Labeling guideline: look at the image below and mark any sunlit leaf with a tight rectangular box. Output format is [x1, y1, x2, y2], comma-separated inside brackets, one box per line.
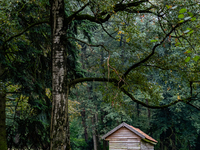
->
[191, 17, 196, 21]
[178, 14, 184, 18]
[188, 30, 194, 34]
[179, 8, 187, 13]
[179, 20, 184, 23]
[187, 12, 193, 16]
[193, 56, 200, 62]
[150, 39, 158, 42]
[185, 57, 191, 62]
[185, 50, 191, 53]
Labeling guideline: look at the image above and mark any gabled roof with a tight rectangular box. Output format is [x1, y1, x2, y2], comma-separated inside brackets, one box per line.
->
[102, 122, 157, 144]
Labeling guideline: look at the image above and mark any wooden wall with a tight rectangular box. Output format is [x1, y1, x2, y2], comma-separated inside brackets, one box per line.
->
[141, 140, 154, 150]
[105, 127, 155, 150]
[106, 127, 141, 150]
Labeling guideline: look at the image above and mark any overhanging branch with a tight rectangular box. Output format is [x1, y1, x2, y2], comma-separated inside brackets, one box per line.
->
[73, 0, 152, 24]
[67, 36, 109, 52]
[123, 18, 190, 79]
[120, 87, 187, 109]
[68, 77, 118, 87]
[67, 2, 90, 24]
[68, 77, 192, 109]
[4, 20, 49, 44]
[187, 102, 200, 111]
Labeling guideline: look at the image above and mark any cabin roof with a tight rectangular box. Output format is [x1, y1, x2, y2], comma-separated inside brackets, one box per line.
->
[102, 122, 157, 144]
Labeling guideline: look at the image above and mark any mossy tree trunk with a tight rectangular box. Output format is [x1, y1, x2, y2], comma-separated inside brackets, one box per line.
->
[0, 82, 7, 150]
[50, 0, 70, 149]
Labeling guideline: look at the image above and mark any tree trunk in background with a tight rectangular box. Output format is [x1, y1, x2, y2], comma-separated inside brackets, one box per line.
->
[92, 115, 98, 150]
[136, 103, 140, 118]
[195, 134, 200, 150]
[50, 0, 70, 149]
[103, 140, 108, 150]
[146, 99, 151, 125]
[0, 82, 7, 150]
[81, 108, 88, 142]
[80, 47, 88, 143]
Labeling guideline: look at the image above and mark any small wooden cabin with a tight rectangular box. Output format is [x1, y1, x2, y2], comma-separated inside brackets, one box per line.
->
[102, 122, 157, 150]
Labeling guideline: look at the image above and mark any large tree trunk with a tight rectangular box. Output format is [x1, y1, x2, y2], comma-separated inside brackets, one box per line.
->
[0, 82, 7, 150]
[50, 0, 70, 149]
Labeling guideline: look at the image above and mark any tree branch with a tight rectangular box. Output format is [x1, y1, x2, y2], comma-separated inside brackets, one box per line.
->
[122, 19, 189, 79]
[68, 77, 118, 87]
[143, 64, 200, 73]
[120, 87, 188, 109]
[4, 20, 49, 44]
[67, 36, 108, 52]
[100, 23, 118, 41]
[187, 102, 200, 111]
[66, 2, 90, 24]
[74, 0, 151, 24]
[100, 0, 149, 16]
[68, 77, 193, 109]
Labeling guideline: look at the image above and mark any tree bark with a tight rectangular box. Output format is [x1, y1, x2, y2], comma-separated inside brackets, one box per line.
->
[50, 0, 70, 149]
[0, 82, 7, 150]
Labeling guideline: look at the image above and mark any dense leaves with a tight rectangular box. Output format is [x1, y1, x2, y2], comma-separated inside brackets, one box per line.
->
[0, 0, 200, 149]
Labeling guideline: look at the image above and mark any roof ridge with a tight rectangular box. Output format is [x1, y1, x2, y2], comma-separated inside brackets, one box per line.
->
[102, 122, 157, 144]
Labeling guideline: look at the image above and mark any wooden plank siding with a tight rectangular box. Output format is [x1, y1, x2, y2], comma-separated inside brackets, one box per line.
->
[103, 123, 156, 150]
[141, 140, 154, 150]
[106, 127, 141, 150]
[106, 127, 141, 141]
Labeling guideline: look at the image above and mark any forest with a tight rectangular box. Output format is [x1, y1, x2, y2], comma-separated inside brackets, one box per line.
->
[0, 0, 200, 150]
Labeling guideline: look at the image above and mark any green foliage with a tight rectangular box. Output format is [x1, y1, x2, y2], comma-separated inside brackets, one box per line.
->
[1, 0, 200, 149]
[70, 119, 90, 150]
[179, 8, 187, 14]
[178, 14, 184, 19]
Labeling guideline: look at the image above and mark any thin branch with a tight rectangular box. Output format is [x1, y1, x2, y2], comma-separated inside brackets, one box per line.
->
[101, 23, 132, 46]
[68, 77, 118, 87]
[190, 81, 193, 96]
[68, 77, 192, 109]
[67, 2, 90, 23]
[123, 18, 190, 79]
[100, 0, 149, 16]
[101, 23, 118, 40]
[187, 102, 200, 111]
[120, 87, 188, 109]
[67, 36, 109, 52]
[67, 36, 124, 81]
[174, 30, 184, 47]
[158, 14, 167, 34]
[143, 64, 200, 73]
[181, 36, 196, 53]
[124, 7, 153, 14]
[74, 0, 151, 24]
[4, 20, 49, 44]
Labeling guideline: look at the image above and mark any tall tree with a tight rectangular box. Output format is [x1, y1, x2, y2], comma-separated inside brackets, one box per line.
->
[49, 0, 200, 149]
[1, 0, 200, 149]
[50, 0, 70, 149]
